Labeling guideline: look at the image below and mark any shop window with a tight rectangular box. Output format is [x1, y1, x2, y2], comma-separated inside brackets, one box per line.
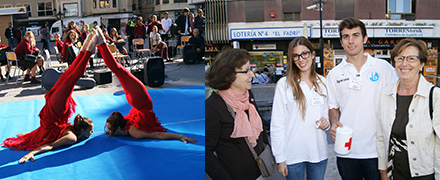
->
[16, 3, 31, 17]
[64, 3, 78, 17]
[37, 2, 53, 17]
[386, 0, 415, 19]
[1, 4, 13, 8]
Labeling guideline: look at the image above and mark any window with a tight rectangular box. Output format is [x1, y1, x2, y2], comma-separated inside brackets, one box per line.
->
[0, 4, 13, 8]
[63, 3, 78, 17]
[99, 0, 110, 8]
[387, 0, 415, 19]
[93, 0, 97, 9]
[293, 12, 301, 21]
[174, 0, 187, 3]
[245, 1, 264, 22]
[156, 0, 160, 5]
[163, 0, 169, 4]
[283, 13, 293, 21]
[17, 3, 31, 17]
[38, 2, 53, 17]
[112, 0, 116, 8]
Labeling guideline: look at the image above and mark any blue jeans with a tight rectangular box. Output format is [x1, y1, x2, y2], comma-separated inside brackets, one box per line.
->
[286, 159, 328, 180]
[336, 157, 380, 180]
[8, 38, 14, 48]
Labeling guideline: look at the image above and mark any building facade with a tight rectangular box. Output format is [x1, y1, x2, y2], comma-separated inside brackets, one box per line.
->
[207, 0, 440, 84]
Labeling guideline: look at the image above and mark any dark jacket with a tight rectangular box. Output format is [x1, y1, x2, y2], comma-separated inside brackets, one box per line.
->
[206, 90, 269, 180]
[4, 27, 15, 39]
[194, 15, 205, 33]
[176, 15, 189, 34]
[189, 35, 205, 51]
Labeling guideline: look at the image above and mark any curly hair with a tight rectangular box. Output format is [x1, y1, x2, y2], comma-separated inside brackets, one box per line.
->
[205, 49, 250, 90]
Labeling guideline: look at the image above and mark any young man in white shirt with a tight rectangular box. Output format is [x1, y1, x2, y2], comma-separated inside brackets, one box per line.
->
[327, 17, 398, 180]
[160, 12, 172, 42]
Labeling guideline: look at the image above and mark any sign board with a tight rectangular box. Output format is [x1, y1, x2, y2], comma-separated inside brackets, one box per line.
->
[374, 28, 433, 37]
[424, 47, 438, 85]
[252, 43, 276, 50]
[230, 27, 311, 40]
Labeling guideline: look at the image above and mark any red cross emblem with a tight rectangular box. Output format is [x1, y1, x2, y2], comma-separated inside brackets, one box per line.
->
[345, 137, 352, 150]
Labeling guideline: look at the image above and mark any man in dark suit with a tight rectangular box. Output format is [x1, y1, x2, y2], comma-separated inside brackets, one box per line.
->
[4, 22, 16, 48]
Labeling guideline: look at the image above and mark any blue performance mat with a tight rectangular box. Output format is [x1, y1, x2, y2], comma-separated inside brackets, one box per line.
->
[0, 85, 205, 180]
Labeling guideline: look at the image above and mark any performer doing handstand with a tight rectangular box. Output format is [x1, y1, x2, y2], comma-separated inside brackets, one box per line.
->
[2, 31, 98, 164]
[94, 27, 196, 143]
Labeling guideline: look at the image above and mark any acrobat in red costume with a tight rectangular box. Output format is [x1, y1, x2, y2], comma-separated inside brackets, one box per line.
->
[95, 28, 196, 143]
[2, 33, 96, 163]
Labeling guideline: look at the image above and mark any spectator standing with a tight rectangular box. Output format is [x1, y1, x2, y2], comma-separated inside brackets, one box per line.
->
[40, 22, 50, 52]
[4, 22, 16, 48]
[327, 17, 398, 179]
[126, 17, 135, 52]
[134, 16, 146, 47]
[176, 8, 191, 36]
[0, 36, 11, 81]
[189, 13, 195, 34]
[160, 12, 172, 41]
[194, 9, 205, 35]
[147, 15, 163, 35]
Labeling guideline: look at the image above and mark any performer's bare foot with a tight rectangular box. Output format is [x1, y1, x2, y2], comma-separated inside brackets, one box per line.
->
[16, 132, 30, 137]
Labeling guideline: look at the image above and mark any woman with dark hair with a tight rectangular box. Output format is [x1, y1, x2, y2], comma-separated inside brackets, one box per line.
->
[2, 30, 97, 164]
[377, 38, 440, 179]
[205, 48, 270, 179]
[271, 37, 329, 180]
[62, 30, 80, 65]
[91, 27, 195, 143]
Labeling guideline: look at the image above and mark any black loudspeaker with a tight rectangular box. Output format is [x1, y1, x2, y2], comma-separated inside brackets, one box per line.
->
[183, 45, 197, 64]
[131, 68, 145, 84]
[93, 70, 112, 85]
[144, 57, 164, 87]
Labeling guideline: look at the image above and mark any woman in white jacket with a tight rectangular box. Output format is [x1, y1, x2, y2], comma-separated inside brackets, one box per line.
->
[270, 36, 329, 180]
[377, 38, 440, 179]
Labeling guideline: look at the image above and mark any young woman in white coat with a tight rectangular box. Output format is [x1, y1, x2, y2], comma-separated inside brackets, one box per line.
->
[270, 36, 329, 180]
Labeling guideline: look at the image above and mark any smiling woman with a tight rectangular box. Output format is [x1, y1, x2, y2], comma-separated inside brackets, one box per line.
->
[205, 49, 271, 179]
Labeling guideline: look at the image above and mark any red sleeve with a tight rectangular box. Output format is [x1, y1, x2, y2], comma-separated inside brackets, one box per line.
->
[14, 40, 32, 60]
[75, 29, 82, 37]
[117, 36, 123, 40]
[0, 44, 11, 50]
[106, 36, 115, 43]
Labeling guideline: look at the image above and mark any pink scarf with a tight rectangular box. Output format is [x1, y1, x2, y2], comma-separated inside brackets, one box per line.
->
[218, 89, 263, 147]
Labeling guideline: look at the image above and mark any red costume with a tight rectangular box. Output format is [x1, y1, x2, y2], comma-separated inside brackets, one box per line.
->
[81, 31, 89, 42]
[55, 40, 64, 55]
[14, 39, 38, 60]
[3, 48, 93, 150]
[134, 22, 146, 38]
[97, 43, 166, 133]
[0, 43, 11, 50]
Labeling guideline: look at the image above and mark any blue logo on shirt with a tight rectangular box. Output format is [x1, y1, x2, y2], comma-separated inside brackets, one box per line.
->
[369, 71, 379, 82]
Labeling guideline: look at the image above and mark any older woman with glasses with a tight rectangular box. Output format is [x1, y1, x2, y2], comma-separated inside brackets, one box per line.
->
[205, 49, 270, 180]
[377, 38, 440, 179]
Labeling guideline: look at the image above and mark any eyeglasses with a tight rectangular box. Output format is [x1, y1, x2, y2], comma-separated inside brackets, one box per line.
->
[236, 69, 252, 74]
[394, 55, 419, 63]
[292, 51, 311, 61]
